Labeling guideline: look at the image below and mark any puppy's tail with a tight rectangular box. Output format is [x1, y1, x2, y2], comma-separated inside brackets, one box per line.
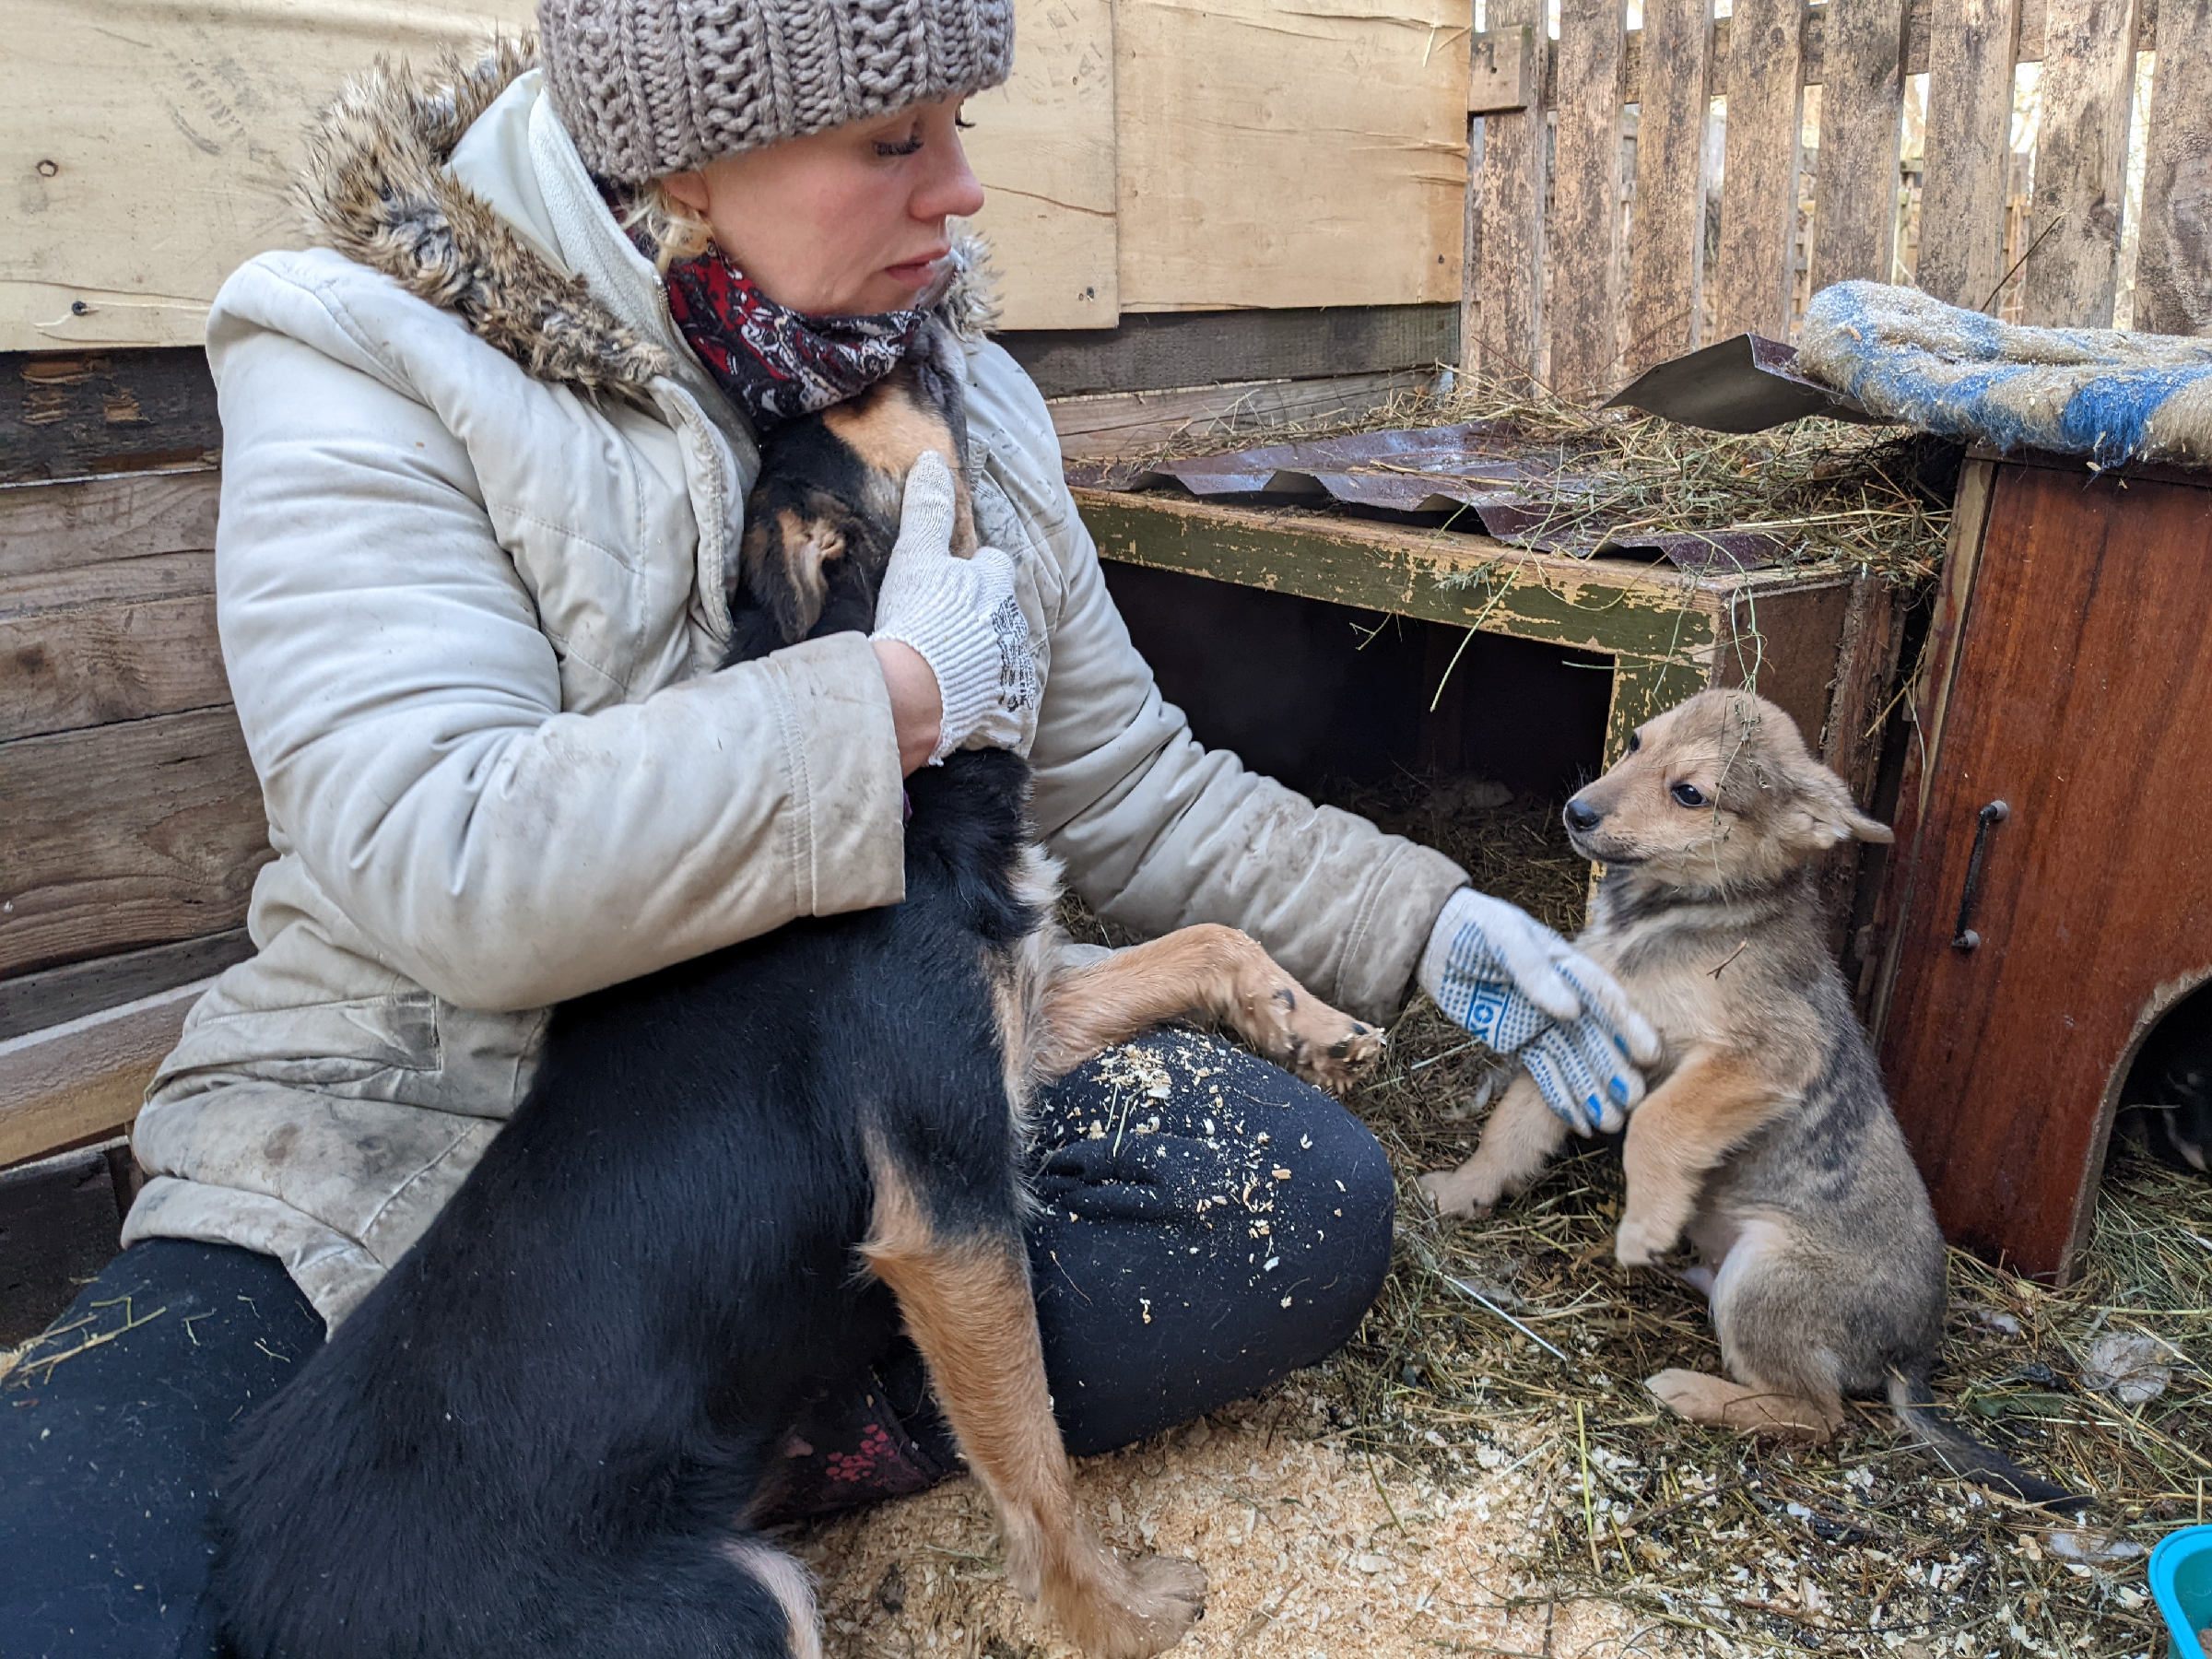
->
[1886, 1372, 2088, 1512]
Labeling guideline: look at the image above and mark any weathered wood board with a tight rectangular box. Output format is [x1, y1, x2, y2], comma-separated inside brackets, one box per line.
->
[955, 0, 1122, 328]
[1072, 489, 1858, 766]
[1112, 0, 1468, 312]
[2, 0, 1122, 347]
[0, 982, 215, 1171]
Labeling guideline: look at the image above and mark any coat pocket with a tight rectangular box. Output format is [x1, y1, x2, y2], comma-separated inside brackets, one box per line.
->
[160, 992, 445, 1096]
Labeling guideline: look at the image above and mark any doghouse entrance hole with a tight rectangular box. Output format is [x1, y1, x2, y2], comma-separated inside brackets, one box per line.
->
[2111, 973, 2212, 1176]
[1100, 563, 1612, 800]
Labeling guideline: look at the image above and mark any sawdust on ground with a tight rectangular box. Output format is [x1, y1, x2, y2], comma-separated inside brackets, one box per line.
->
[793, 1387, 1682, 1658]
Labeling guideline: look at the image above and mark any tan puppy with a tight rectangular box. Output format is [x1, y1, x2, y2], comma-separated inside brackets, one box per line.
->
[1419, 689, 2079, 1507]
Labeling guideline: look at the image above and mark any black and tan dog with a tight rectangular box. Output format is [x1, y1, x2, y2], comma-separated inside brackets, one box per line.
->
[1418, 689, 2080, 1509]
[210, 322, 1384, 1659]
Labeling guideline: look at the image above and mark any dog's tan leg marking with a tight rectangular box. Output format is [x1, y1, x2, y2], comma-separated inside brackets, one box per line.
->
[862, 1157, 1205, 1658]
[1030, 924, 1382, 1095]
[1615, 1048, 1788, 1266]
[1645, 1369, 1845, 1441]
[1417, 1073, 1568, 1218]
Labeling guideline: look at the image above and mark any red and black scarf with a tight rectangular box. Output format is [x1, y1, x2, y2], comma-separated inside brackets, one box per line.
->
[601, 181, 925, 433]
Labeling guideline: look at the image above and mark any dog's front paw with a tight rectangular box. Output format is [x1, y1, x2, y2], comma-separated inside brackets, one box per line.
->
[1060, 1552, 1206, 1658]
[1417, 1166, 1500, 1218]
[1253, 985, 1382, 1097]
[1614, 1210, 1683, 1267]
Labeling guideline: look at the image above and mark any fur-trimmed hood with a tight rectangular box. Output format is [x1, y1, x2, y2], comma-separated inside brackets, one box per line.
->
[295, 42, 997, 402]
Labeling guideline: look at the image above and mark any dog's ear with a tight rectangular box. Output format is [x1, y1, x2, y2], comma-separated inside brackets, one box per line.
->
[1782, 768, 1895, 851]
[737, 503, 847, 645]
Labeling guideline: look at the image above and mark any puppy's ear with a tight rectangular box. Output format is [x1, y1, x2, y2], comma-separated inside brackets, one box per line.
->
[738, 504, 847, 644]
[1782, 768, 1895, 851]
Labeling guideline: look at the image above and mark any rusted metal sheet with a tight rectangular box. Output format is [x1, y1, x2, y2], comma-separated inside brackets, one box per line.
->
[1066, 423, 1789, 573]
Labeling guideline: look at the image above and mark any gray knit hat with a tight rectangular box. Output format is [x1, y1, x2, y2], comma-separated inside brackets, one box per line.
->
[538, 0, 1015, 182]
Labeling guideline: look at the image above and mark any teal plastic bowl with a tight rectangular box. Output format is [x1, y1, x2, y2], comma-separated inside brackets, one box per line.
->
[2153, 1524, 2212, 1659]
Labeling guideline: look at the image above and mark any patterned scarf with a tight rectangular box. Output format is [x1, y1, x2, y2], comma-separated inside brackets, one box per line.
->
[600, 181, 925, 433]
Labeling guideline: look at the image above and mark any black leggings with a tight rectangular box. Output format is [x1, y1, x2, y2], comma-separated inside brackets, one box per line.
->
[0, 1030, 1393, 1659]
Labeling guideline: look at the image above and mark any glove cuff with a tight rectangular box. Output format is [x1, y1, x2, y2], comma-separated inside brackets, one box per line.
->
[1416, 886, 1480, 1006]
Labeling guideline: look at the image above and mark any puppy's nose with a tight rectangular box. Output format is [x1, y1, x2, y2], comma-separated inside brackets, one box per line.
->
[1564, 799, 1604, 833]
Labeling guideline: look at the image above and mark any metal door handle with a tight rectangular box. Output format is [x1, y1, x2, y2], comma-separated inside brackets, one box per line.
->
[1950, 800, 2010, 951]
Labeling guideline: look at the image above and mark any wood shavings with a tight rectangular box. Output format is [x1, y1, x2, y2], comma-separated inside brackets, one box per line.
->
[790, 1395, 1670, 1657]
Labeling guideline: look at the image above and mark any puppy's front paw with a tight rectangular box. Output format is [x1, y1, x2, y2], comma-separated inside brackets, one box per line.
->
[1614, 1210, 1682, 1267]
[1416, 1166, 1499, 1218]
[1061, 1553, 1206, 1658]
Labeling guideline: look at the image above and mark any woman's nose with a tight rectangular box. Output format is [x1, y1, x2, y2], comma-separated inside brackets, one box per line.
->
[919, 138, 986, 222]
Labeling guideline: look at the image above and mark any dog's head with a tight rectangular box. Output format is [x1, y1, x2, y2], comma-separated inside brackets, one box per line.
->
[724, 319, 975, 665]
[1563, 688, 1892, 889]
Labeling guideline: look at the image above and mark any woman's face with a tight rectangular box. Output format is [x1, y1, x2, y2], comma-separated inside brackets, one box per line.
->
[659, 96, 986, 318]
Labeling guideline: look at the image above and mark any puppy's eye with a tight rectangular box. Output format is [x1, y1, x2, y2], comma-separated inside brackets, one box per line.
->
[1627, 732, 1641, 753]
[1670, 782, 1708, 807]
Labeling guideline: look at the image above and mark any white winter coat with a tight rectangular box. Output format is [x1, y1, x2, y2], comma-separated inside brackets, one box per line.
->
[124, 49, 1467, 1324]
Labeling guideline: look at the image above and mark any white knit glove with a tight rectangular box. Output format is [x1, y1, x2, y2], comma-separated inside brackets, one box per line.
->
[870, 453, 1041, 763]
[1418, 888, 1662, 1135]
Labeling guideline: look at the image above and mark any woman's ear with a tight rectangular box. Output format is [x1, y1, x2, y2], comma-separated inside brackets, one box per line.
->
[659, 171, 712, 215]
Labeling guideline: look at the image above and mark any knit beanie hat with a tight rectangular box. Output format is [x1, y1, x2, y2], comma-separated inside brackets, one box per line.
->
[538, 0, 1015, 183]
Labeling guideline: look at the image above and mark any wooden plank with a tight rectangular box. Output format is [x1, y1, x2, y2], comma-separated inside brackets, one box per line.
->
[1044, 371, 1428, 462]
[1002, 305, 1459, 399]
[1073, 489, 1733, 664]
[0, 980, 212, 1170]
[0, 1143, 125, 1345]
[1711, 0, 1809, 342]
[3, 351, 221, 487]
[0, 930, 253, 1044]
[5, 0, 1117, 348]
[1469, 0, 1547, 384]
[1811, 0, 1912, 290]
[1112, 0, 1467, 312]
[1875, 462, 2212, 1281]
[2133, 0, 2212, 336]
[1624, 0, 1716, 374]
[0, 709, 271, 980]
[3, 2, 535, 354]
[2019, 0, 2141, 327]
[957, 0, 1121, 329]
[0, 468, 219, 581]
[1469, 23, 1539, 113]
[0, 573, 225, 742]
[1914, 0, 2024, 310]
[1546, 0, 1630, 400]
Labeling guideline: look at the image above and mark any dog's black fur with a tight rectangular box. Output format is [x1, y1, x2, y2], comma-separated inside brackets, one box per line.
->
[211, 327, 1044, 1659]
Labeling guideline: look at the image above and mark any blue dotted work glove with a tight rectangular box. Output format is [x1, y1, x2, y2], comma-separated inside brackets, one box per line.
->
[1418, 888, 1662, 1135]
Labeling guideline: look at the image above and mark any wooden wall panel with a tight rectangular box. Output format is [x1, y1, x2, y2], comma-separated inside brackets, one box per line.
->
[0, 708, 271, 981]
[1810, 0, 1911, 291]
[1547, 1, 1629, 399]
[1624, 0, 1715, 373]
[1112, 0, 1468, 313]
[2134, 0, 2212, 335]
[1710, 0, 1807, 342]
[1914, 0, 2025, 311]
[1471, 4, 1550, 383]
[952, 0, 1122, 329]
[3, 0, 535, 354]
[2019, 0, 2140, 327]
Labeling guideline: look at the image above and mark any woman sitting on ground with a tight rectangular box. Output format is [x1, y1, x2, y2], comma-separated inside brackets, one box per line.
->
[0, 3, 1653, 1652]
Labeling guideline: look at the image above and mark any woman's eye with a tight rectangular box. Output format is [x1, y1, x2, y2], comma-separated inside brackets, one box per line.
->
[875, 127, 925, 157]
[1670, 782, 1707, 808]
[955, 114, 975, 130]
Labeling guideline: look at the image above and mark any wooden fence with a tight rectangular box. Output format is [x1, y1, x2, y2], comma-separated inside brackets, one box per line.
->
[1466, 0, 2212, 398]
